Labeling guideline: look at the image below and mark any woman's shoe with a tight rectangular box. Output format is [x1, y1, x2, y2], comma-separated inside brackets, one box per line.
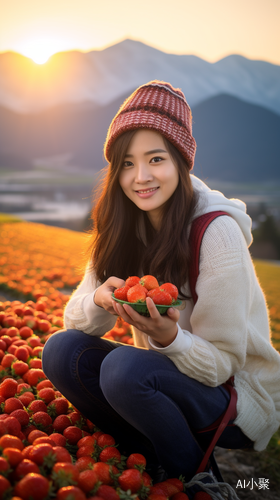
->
[146, 464, 168, 484]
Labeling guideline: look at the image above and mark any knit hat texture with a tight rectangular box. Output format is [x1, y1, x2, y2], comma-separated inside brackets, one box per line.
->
[104, 80, 196, 170]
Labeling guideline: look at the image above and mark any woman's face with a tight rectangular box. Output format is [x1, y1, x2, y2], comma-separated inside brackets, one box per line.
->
[118, 129, 179, 230]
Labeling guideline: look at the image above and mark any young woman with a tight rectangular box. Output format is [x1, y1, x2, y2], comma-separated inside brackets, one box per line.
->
[42, 81, 280, 491]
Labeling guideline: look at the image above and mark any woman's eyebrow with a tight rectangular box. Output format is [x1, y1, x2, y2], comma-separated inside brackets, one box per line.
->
[124, 149, 167, 158]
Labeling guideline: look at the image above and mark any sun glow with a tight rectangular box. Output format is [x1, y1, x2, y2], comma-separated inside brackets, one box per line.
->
[20, 38, 65, 64]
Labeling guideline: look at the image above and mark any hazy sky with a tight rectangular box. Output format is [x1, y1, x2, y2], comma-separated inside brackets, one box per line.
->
[0, 0, 279, 65]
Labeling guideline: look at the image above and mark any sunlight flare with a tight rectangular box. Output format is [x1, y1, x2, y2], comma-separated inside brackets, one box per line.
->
[20, 38, 64, 64]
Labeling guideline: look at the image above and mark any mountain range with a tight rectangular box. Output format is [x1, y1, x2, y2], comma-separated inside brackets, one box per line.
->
[0, 39, 280, 182]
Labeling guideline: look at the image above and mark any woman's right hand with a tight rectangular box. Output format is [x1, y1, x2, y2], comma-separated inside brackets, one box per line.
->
[94, 276, 126, 315]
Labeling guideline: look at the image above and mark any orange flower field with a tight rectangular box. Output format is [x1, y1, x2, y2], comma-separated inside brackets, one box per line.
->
[0, 218, 279, 499]
[0, 220, 279, 351]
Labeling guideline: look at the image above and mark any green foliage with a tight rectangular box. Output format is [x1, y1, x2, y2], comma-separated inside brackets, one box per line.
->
[257, 429, 280, 484]
[253, 213, 280, 258]
[0, 213, 23, 223]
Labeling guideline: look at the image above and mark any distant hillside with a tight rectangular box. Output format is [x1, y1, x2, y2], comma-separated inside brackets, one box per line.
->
[0, 94, 128, 171]
[192, 94, 280, 182]
[0, 93, 279, 182]
[0, 39, 280, 115]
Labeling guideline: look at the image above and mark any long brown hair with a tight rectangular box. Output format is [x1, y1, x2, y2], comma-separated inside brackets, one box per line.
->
[88, 130, 198, 298]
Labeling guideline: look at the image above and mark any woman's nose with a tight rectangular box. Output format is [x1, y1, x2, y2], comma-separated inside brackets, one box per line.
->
[135, 163, 153, 183]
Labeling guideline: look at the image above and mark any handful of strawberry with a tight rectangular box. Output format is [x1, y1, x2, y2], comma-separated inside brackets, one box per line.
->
[113, 275, 180, 315]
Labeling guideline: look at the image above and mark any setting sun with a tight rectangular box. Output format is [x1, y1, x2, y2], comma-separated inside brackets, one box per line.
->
[20, 38, 64, 64]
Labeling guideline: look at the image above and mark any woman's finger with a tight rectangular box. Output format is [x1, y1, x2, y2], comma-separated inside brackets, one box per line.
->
[167, 307, 180, 322]
[122, 304, 147, 324]
[114, 302, 135, 324]
[146, 297, 161, 320]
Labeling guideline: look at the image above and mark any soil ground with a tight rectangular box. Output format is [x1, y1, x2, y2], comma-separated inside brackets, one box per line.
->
[214, 447, 280, 499]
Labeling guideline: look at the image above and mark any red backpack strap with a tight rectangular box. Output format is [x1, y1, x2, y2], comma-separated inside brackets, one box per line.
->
[188, 211, 238, 475]
[188, 211, 230, 304]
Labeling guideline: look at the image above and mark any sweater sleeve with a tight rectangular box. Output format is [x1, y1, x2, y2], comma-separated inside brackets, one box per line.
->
[150, 216, 251, 387]
[63, 266, 116, 336]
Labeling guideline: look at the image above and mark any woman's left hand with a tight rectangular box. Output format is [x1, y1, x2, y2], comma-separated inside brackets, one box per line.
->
[112, 296, 180, 347]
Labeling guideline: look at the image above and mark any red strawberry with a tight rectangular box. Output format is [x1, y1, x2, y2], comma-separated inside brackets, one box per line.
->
[172, 493, 190, 500]
[78, 435, 96, 448]
[147, 494, 168, 500]
[47, 397, 69, 417]
[14, 472, 50, 500]
[118, 468, 143, 493]
[125, 276, 140, 287]
[76, 444, 95, 459]
[56, 485, 86, 500]
[152, 481, 180, 497]
[17, 382, 32, 394]
[53, 414, 71, 433]
[31, 411, 53, 431]
[166, 478, 184, 491]
[26, 368, 47, 386]
[0, 416, 21, 437]
[33, 436, 56, 446]
[12, 360, 29, 376]
[49, 433, 67, 447]
[19, 325, 33, 338]
[14, 345, 30, 362]
[127, 285, 147, 303]
[0, 377, 18, 398]
[53, 446, 72, 463]
[75, 456, 96, 472]
[0, 433, 24, 450]
[18, 391, 35, 407]
[114, 286, 131, 301]
[2, 397, 24, 414]
[0, 456, 10, 475]
[10, 409, 30, 427]
[2, 354, 17, 369]
[52, 462, 80, 487]
[140, 275, 159, 290]
[126, 453, 146, 470]
[142, 470, 152, 486]
[97, 484, 120, 500]
[27, 429, 48, 444]
[160, 283, 178, 301]
[0, 476, 11, 499]
[29, 443, 54, 465]
[3, 447, 24, 467]
[99, 446, 121, 464]
[96, 434, 116, 447]
[78, 469, 99, 493]
[147, 289, 173, 305]
[37, 387, 56, 404]
[36, 380, 54, 390]
[29, 358, 42, 369]
[29, 399, 48, 414]
[63, 425, 83, 445]
[93, 462, 118, 485]
[14, 458, 41, 480]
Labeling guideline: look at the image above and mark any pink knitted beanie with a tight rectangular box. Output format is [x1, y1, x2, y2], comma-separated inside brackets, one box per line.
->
[104, 80, 196, 170]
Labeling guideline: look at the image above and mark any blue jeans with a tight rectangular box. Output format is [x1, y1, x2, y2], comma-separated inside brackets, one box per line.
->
[42, 329, 252, 480]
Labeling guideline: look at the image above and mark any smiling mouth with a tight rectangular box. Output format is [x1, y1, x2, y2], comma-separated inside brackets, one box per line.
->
[135, 187, 159, 193]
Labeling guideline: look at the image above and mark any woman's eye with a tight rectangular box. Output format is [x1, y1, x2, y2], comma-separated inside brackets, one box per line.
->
[123, 161, 133, 168]
[151, 156, 163, 163]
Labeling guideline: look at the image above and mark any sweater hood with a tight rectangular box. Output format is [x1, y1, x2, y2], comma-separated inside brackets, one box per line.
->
[191, 175, 253, 247]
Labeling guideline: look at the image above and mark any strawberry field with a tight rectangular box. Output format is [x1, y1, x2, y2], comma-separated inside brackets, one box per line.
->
[0, 217, 279, 499]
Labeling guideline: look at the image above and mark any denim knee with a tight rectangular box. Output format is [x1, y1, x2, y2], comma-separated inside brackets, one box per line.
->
[42, 329, 106, 385]
[42, 329, 67, 380]
[100, 345, 144, 404]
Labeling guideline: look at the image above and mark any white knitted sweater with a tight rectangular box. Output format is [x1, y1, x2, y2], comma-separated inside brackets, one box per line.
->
[64, 175, 280, 451]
